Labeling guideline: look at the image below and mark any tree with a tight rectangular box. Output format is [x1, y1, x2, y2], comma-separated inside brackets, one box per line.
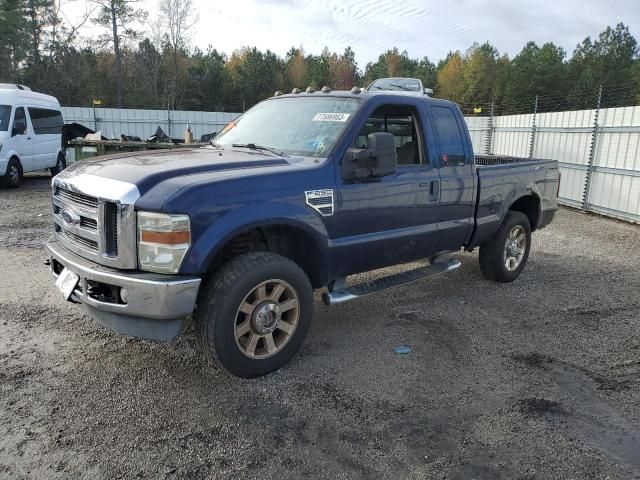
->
[0, 0, 30, 79]
[285, 47, 308, 89]
[568, 23, 639, 107]
[436, 51, 465, 103]
[506, 41, 566, 110]
[93, 0, 146, 106]
[158, 0, 198, 107]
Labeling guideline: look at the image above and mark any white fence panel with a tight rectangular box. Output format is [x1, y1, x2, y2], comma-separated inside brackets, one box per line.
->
[492, 113, 532, 157]
[535, 109, 594, 207]
[61, 107, 241, 141]
[464, 116, 490, 153]
[464, 104, 640, 223]
[587, 106, 640, 222]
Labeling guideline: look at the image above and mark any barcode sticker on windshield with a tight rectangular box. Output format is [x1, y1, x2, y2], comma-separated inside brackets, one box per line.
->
[312, 113, 350, 122]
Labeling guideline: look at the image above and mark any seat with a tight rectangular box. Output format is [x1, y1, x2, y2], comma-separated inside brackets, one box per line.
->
[397, 141, 416, 165]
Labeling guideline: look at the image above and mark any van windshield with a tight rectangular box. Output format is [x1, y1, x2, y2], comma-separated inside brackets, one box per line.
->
[215, 97, 362, 157]
[0, 105, 11, 132]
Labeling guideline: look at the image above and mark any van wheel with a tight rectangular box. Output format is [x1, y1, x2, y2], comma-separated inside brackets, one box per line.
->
[195, 252, 313, 378]
[50, 154, 66, 177]
[479, 211, 531, 283]
[2, 158, 22, 188]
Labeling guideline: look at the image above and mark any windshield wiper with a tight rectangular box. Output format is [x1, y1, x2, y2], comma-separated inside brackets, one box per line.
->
[389, 83, 413, 91]
[209, 140, 224, 149]
[232, 143, 287, 157]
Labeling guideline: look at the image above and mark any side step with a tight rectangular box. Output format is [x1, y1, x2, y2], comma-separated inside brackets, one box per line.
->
[322, 258, 461, 306]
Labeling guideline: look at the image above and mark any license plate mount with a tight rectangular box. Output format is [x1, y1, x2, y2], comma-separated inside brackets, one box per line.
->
[55, 268, 80, 301]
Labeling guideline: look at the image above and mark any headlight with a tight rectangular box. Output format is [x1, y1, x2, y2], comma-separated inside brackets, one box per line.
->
[137, 212, 191, 274]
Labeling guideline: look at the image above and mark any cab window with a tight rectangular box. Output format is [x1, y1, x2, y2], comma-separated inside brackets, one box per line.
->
[431, 106, 466, 166]
[356, 105, 425, 165]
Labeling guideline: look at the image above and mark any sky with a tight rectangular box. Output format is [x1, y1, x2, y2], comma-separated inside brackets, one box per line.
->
[65, 0, 640, 68]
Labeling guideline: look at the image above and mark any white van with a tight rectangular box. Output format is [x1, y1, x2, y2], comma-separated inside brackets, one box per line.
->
[0, 84, 66, 188]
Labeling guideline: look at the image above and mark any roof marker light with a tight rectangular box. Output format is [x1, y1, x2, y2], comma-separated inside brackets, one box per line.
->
[306, 86, 316, 93]
[292, 88, 301, 94]
[321, 86, 331, 93]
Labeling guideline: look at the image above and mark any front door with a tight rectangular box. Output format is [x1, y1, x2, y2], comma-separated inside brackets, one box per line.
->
[10, 107, 34, 172]
[326, 101, 439, 277]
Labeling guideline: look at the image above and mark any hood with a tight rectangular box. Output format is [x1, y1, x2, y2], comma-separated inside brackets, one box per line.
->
[63, 146, 292, 194]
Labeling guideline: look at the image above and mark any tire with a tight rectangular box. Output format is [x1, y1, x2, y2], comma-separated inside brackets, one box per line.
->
[195, 252, 313, 378]
[479, 210, 531, 283]
[1, 157, 22, 188]
[50, 153, 66, 177]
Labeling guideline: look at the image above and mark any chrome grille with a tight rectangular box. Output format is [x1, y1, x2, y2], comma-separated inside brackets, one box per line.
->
[80, 217, 98, 230]
[52, 187, 121, 262]
[56, 187, 99, 209]
[56, 225, 99, 250]
[51, 174, 139, 269]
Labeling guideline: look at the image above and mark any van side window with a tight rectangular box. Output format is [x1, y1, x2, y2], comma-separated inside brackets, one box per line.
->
[356, 104, 425, 165]
[28, 108, 63, 135]
[431, 106, 466, 166]
[12, 107, 26, 136]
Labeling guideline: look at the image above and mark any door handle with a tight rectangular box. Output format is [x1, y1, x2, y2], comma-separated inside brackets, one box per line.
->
[428, 180, 440, 201]
[26, 137, 32, 140]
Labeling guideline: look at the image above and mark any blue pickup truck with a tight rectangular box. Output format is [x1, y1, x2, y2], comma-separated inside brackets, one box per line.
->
[46, 87, 559, 377]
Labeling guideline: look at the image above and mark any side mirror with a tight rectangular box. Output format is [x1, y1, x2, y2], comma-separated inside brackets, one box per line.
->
[12, 121, 26, 137]
[342, 132, 397, 181]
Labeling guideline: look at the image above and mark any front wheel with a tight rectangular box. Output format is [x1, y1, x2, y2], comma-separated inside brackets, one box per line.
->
[195, 252, 313, 378]
[479, 210, 531, 283]
[50, 153, 66, 177]
[1, 158, 22, 188]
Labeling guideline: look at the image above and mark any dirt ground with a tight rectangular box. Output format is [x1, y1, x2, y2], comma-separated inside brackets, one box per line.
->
[1, 174, 639, 480]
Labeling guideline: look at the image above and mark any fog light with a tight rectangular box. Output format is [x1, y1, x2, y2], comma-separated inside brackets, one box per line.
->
[119, 288, 128, 304]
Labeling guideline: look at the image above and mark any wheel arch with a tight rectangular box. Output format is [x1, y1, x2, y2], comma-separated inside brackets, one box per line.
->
[507, 191, 541, 231]
[188, 213, 330, 289]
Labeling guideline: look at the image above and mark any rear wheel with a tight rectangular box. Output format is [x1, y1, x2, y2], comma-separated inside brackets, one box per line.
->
[1, 158, 22, 188]
[50, 153, 66, 177]
[479, 210, 531, 283]
[195, 252, 313, 378]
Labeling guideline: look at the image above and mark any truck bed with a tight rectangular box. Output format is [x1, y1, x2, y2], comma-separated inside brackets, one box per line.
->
[475, 154, 553, 166]
[469, 155, 560, 247]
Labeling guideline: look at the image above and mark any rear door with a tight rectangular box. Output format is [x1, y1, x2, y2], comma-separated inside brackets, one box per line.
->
[28, 107, 63, 169]
[10, 107, 35, 171]
[428, 104, 476, 252]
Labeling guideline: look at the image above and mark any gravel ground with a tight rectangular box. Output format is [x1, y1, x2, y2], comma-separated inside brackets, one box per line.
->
[1, 174, 640, 480]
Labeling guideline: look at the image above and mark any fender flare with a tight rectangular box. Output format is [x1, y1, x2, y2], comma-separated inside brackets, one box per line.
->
[500, 184, 542, 228]
[181, 201, 330, 277]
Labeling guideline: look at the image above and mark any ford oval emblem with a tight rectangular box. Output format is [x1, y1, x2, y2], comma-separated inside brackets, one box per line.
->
[61, 208, 80, 226]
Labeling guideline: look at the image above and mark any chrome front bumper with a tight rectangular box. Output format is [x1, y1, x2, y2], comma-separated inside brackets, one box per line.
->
[46, 238, 201, 340]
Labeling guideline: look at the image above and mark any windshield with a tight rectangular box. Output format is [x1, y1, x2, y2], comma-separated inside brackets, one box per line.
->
[215, 97, 362, 157]
[368, 78, 421, 92]
[0, 105, 11, 132]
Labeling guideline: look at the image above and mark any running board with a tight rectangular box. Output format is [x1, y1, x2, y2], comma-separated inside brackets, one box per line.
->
[322, 258, 461, 306]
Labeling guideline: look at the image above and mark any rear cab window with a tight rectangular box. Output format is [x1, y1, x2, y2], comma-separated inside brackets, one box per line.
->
[28, 108, 63, 135]
[431, 106, 466, 166]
